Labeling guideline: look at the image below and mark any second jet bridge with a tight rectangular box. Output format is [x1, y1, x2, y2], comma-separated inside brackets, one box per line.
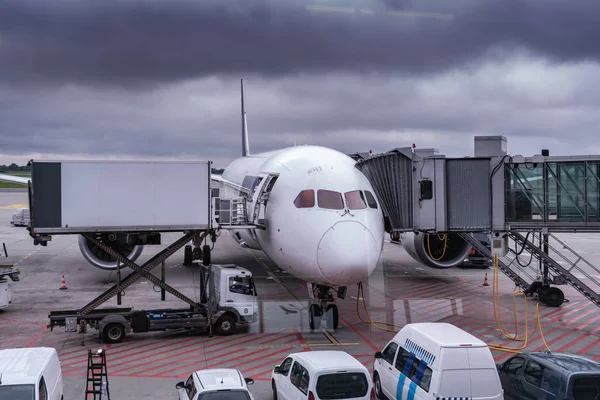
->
[354, 136, 600, 309]
[355, 146, 499, 233]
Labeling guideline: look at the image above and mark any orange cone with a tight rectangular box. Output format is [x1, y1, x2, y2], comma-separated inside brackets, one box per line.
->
[59, 275, 68, 290]
[483, 273, 490, 286]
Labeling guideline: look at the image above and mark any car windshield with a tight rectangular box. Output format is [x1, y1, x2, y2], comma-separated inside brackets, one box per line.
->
[198, 390, 252, 400]
[316, 372, 369, 399]
[572, 375, 600, 399]
[0, 384, 35, 400]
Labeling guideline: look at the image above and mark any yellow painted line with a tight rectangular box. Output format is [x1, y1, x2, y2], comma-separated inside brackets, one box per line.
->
[306, 329, 360, 346]
[322, 329, 340, 345]
[0, 204, 29, 209]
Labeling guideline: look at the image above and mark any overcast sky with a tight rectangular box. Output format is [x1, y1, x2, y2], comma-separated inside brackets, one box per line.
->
[1, 0, 599, 168]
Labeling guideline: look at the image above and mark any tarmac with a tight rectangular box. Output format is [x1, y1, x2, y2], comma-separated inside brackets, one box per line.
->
[1, 188, 600, 399]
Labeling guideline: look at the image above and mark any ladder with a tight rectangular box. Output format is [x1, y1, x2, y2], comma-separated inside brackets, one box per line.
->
[85, 349, 110, 400]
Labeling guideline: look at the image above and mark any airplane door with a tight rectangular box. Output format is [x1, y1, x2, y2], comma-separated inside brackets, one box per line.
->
[248, 173, 279, 225]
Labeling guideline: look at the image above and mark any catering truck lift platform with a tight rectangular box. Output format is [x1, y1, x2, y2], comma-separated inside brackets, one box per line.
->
[25, 159, 259, 344]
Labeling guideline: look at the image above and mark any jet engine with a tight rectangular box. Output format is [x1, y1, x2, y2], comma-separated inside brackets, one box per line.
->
[78, 233, 144, 271]
[400, 231, 471, 269]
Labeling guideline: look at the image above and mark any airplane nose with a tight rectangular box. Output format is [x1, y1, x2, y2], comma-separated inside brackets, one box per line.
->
[317, 221, 381, 286]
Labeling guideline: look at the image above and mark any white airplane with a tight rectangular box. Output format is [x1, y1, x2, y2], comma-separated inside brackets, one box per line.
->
[0, 80, 386, 329]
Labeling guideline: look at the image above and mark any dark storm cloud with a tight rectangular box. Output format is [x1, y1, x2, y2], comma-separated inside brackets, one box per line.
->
[0, 0, 599, 85]
[2, 58, 600, 169]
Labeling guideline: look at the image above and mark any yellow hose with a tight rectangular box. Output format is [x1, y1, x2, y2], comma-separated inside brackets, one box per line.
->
[354, 248, 551, 354]
[426, 233, 448, 261]
[488, 253, 551, 353]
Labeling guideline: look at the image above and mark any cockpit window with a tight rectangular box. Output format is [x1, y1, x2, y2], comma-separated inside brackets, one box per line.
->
[317, 190, 344, 210]
[345, 190, 367, 210]
[364, 190, 378, 209]
[294, 190, 315, 208]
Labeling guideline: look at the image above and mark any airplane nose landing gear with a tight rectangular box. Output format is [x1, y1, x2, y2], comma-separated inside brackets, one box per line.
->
[308, 284, 343, 330]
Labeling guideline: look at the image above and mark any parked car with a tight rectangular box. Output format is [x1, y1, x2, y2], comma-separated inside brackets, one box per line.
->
[373, 322, 503, 400]
[175, 368, 254, 400]
[497, 352, 600, 399]
[271, 350, 374, 400]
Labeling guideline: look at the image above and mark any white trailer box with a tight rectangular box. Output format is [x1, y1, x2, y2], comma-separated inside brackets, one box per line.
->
[29, 160, 212, 234]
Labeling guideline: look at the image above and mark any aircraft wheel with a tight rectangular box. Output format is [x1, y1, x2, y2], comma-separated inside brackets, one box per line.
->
[326, 304, 339, 329]
[202, 244, 211, 266]
[184, 245, 193, 265]
[309, 304, 322, 330]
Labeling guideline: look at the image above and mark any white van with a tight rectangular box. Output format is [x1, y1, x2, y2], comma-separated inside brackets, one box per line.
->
[271, 350, 374, 400]
[0, 347, 63, 400]
[373, 323, 503, 400]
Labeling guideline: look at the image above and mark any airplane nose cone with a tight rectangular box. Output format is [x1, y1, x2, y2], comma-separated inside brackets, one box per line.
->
[317, 221, 381, 286]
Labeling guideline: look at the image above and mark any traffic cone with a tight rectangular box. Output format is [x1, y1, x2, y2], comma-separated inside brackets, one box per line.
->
[483, 273, 490, 287]
[59, 275, 68, 290]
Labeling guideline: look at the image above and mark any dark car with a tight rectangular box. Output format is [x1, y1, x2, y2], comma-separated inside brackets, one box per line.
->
[497, 352, 600, 399]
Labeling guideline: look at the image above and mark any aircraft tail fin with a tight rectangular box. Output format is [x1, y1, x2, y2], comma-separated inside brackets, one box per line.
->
[241, 79, 250, 157]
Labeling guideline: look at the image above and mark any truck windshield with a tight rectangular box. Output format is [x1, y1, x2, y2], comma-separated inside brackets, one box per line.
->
[229, 276, 255, 296]
[198, 390, 251, 400]
[0, 384, 35, 400]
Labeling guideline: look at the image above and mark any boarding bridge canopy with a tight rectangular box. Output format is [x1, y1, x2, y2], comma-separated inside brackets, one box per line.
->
[505, 158, 600, 230]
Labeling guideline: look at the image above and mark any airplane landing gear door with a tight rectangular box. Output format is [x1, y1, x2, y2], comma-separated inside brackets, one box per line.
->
[248, 173, 279, 226]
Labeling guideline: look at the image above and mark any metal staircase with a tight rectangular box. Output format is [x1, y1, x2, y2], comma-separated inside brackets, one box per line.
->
[509, 231, 600, 307]
[459, 231, 600, 308]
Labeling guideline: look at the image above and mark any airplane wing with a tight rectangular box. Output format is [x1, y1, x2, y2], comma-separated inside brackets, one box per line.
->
[0, 173, 29, 185]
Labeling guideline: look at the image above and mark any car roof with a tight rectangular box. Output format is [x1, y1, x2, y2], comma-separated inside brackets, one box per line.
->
[0, 347, 55, 385]
[291, 351, 367, 371]
[194, 368, 248, 391]
[400, 323, 488, 347]
[528, 352, 600, 373]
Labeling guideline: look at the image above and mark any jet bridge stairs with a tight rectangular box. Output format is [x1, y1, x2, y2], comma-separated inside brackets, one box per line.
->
[459, 232, 600, 308]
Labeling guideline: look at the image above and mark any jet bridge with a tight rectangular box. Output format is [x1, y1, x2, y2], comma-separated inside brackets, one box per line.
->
[354, 136, 600, 308]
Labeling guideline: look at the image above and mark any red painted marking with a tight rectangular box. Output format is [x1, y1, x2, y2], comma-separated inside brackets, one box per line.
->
[148, 332, 289, 377]
[238, 347, 300, 377]
[554, 331, 591, 353]
[109, 332, 278, 375]
[338, 315, 381, 353]
[106, 334, 244, 373]
[27, 325, 48, 348]
[578, 336, 600, 354]
[295, 331, 308, 348]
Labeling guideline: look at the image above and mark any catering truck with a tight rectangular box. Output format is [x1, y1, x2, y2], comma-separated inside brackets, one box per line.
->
[48, 264, 258, 343]
[0, 265, 20, 310]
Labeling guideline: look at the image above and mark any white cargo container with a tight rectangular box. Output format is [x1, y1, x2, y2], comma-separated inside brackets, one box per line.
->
[28, 160, 212, 234]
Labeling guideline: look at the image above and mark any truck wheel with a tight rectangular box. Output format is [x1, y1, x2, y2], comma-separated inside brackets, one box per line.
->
[184, 245, 193, 265]
[214, 314, 236, 336]
[202, 244, 211, 266]
[103, 323, 126, 343]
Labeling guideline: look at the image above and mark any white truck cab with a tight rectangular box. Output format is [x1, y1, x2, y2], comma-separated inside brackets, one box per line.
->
[373, 322, 503, 400]
[0, 265, 19, 311]
[211, 264, 258, 325]
[176, 368, 255, 400]
[0, 347, 64, 400]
